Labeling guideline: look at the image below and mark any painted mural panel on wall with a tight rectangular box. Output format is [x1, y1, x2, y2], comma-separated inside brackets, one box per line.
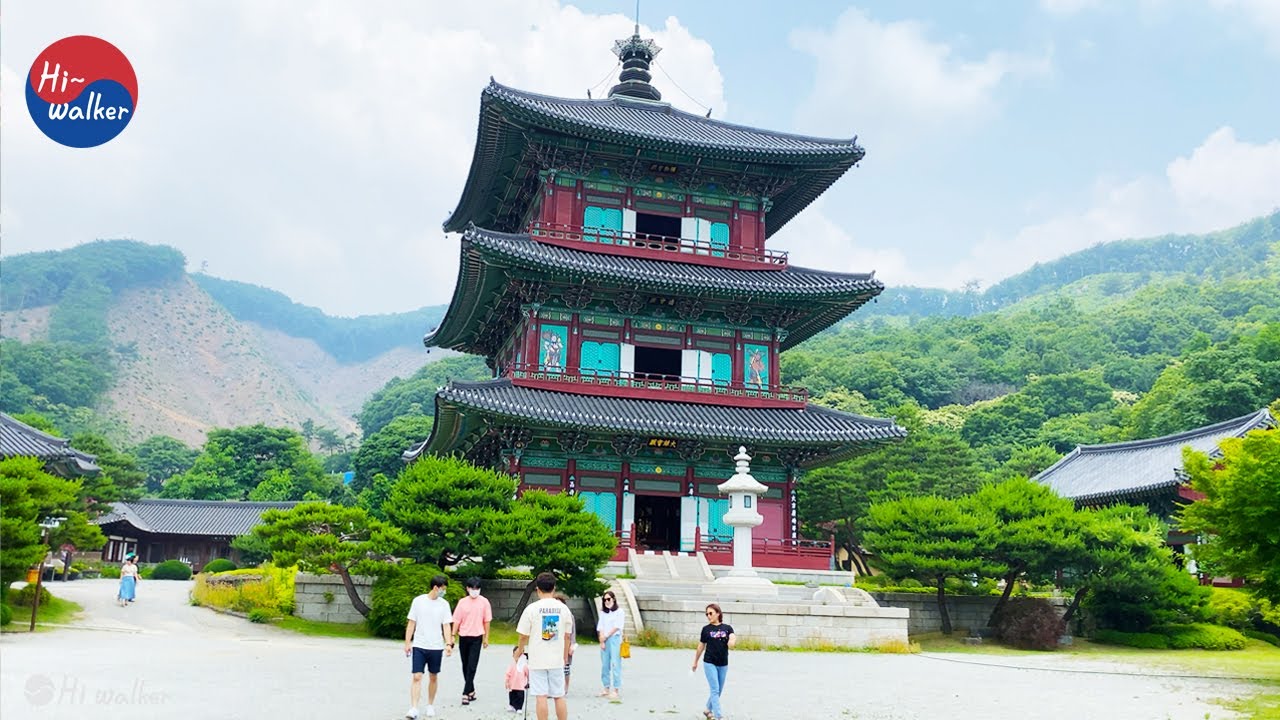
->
[539, 324, 568, 371]
[744, 343, 770, 388]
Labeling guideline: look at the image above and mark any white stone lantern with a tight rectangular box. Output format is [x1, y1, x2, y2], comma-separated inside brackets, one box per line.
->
[710, 447, 777, 595]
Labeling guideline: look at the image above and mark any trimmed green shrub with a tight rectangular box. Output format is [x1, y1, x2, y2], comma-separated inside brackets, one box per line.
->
[139, 565, 155, 579]
[247, 608, 272, 623]
[993, 597, 1065, 651]
[1091, 629, 1170, 649]
[1208, 587, 1254, 629]
[1156, 623, 1247, 650]
[368, 564, 463, 639]
[10, 584, 52, 607]
[1, 604, 12, 626]
[1243, 629, 1280, 647]
[150, 560, 193, 580]
[202, 559, 237, 574]
[100, 565, 121, 579]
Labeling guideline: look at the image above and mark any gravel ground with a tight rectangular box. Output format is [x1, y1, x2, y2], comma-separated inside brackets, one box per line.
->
[0, 579, 1265, 720]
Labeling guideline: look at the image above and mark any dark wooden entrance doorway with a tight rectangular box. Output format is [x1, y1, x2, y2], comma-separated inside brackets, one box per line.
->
[634, 494, 681, 551]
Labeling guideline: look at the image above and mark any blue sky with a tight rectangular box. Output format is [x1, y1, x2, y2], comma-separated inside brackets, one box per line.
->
[2, 1, 1277, 316]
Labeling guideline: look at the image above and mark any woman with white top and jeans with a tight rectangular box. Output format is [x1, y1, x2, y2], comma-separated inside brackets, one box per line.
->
[596, 590, 625, 700]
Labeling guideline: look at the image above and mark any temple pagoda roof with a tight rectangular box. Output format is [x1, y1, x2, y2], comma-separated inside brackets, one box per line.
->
[404, 378, 906, 468]
[1035, 408, 1275, 505]
[0, 412, 100, 476]
[425, 226, 882, 355]
[444, 80, 865, 237]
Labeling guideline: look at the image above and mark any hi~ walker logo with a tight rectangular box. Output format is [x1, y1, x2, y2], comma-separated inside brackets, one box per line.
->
[26, 36, 138, 148]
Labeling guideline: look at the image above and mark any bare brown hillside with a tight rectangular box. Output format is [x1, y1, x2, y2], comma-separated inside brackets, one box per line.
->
[2, 278, 436, 446]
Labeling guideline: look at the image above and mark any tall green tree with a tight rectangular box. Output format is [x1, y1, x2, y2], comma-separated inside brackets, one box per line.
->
[477, 490, 617, 608]
[253, 502, 409, 617]
[383, 456, 516, 567]
[1180, 428, 1280, 602]
[132, 435, 198, 494]
[162, 425, 327, 500]
[796, 419, 987, 575]
[971, 477, 1083, 625]
[0, 457, 105, 599]
[70, 433, 145, 509]
[357, 356, 489, 437]
[352, 415, 434, 492]
[1059, 505, 1209, 630]
[861, 494, 998, 634]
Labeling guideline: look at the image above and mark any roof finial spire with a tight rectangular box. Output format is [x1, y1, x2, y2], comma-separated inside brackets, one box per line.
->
[609, 6, 662, 102]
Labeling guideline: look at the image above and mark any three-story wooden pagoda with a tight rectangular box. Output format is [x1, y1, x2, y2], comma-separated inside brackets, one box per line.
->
[407, 29, 905, 567]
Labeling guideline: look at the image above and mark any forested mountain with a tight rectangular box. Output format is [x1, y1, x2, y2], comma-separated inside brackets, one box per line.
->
[191, 274, 446, 363]
[863, 211, 1279, 317]
[0, 240, 446, 446]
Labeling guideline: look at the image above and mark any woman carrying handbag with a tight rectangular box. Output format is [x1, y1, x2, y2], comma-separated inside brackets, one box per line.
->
[596, 590, 626, 700]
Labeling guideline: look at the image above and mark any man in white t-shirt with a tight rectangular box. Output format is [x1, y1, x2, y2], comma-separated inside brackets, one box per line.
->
[516, 572, 573, 720]
[403, 575, 454, 719]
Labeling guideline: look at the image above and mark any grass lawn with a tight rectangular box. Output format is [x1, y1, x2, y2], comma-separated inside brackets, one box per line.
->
[1, 594, 84, 633]
[268, 616, 524, 646]
[916, 632, 1280, 680]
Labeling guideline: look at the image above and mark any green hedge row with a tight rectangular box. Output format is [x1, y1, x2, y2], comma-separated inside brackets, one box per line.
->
[1092, 623, 1247, 650]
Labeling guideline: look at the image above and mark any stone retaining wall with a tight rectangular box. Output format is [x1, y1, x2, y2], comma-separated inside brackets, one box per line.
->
[294, 573, 374, 624]
[293, 575, 594, 629]
[640, 598, 908, 649]
[870, 592, 1068, 635]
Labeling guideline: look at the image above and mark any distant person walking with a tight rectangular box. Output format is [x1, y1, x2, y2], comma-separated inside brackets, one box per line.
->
[452, 577, 492, 706]
[691, 603, 735, 720]
[596, 589, 625, 699]
[117, 554, 139, 607]
[515, 572, 573, 720]
[403, 575, 454, 719]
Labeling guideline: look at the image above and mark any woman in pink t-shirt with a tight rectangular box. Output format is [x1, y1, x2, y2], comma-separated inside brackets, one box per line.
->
[451, 577, 493, 706]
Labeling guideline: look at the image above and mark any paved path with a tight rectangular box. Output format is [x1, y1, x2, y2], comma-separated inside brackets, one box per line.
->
[0, 579, 1266, 719]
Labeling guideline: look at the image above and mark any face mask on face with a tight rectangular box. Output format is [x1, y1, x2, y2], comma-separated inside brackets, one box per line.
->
[468, 589, 480, 598]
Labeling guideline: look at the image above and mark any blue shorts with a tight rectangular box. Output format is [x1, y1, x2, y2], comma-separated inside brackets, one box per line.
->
[411, 648, 443, 675]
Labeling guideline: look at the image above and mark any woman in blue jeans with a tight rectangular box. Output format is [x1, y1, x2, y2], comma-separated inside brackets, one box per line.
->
[691, 603, 736, 720]
[596, 590, 625, 699]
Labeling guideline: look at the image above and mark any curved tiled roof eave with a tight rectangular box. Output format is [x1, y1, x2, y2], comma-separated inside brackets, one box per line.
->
[414, 379, 905, 457]
[485, 81, 864, 159]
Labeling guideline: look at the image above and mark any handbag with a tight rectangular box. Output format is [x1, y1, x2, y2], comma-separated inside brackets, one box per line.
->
[620, 635, 631, 659]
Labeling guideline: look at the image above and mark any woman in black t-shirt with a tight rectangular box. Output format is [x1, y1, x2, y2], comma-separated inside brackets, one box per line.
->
[691, 603, 736, 720]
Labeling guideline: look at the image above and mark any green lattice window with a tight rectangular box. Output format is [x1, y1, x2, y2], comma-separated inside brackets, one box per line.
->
[704, 498, 732, 541]
[709, 222, 729, 257]
[579, 491, 617, 531]
[583, 206, 623, 244]
[710, 353, 731, 386]
[580, 341, 620, 377]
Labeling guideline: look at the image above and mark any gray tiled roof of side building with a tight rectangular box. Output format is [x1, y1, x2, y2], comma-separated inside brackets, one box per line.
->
[94, 499, 301, 536]
[1034, 408, 1275, 503]
[486, 81, 863, 157]
[0, 412, 99, 473]
[404, 378, 906, 461]
[465, 227, 883, 297]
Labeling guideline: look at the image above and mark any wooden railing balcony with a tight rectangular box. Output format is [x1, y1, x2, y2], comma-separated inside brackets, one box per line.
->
[527, 221, 788, 269]
[505, 363, 809, 404]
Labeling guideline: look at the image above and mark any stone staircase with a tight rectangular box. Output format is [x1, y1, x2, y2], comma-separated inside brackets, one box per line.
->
[630, 551, 714, 581]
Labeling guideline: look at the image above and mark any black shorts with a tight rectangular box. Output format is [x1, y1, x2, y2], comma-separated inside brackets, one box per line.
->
[411, 648, 443, 675]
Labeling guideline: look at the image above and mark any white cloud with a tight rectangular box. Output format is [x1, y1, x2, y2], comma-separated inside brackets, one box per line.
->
[1211, 0, 1280, 53]
[790, 8, 1049, 151]
[0, 2, 725, 316]
[770, 198, 912, 283]
[931, 127, 1280, 289]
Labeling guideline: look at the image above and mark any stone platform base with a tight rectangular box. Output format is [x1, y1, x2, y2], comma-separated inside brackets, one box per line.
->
[639, 596, 908, 649]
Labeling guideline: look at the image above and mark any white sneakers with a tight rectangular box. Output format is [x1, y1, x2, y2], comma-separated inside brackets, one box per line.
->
[425, 707, 436, 717]
[405, 708, 419, 719]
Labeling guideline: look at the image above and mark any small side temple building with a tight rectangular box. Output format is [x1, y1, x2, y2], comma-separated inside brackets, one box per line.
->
[1035, 408, 1275, 564]
[407, 28, 905, 569]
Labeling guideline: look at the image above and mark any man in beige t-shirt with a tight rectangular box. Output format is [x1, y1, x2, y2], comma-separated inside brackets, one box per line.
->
[516, 572, 573, 720]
